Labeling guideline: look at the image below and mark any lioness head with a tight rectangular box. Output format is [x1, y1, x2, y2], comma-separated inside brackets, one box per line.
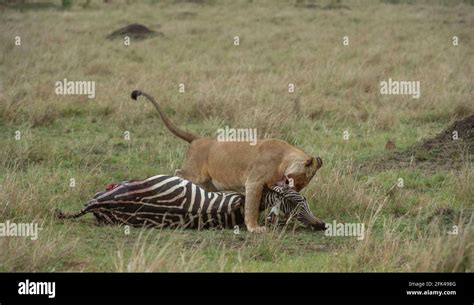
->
[284, 156, 322, 191]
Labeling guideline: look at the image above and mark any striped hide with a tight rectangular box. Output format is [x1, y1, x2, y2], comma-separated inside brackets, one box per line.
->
[55, 175, 326, 230]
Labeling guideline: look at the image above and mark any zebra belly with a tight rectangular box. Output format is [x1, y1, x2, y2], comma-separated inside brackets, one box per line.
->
[91, 206, 246, 229]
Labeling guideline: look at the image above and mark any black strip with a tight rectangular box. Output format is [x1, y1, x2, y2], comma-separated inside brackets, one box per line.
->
[0, 273, 471, 301]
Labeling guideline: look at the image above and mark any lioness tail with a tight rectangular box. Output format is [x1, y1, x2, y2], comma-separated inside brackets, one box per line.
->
[131, 90, 199, 143]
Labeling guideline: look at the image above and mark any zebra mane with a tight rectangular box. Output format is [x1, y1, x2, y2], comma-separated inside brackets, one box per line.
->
[266, 185, 304, 202]
[266, 185, 289, 195]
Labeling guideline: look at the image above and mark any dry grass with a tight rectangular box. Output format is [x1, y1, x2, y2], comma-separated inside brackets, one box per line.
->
[0, 0, 472, 272]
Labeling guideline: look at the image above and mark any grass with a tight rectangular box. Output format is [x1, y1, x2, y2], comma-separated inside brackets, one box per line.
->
[0, 0, 473, 272]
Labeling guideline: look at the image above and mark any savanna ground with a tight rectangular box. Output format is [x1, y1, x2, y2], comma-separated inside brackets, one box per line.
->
[0, 0, 473, 272]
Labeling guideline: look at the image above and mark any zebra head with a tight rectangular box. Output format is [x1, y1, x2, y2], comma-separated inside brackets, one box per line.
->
[263, 186, 326, 231]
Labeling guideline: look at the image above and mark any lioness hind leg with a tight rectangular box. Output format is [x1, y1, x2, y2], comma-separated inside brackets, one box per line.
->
[175, 168, 216, 191]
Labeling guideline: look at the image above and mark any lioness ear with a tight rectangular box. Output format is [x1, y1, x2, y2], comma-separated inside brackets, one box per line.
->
[306, 156, 323, 169]
[316, 156, 323, 169]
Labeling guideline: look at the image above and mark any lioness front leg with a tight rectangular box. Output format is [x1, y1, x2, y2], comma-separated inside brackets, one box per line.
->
[244, 182, 266, 233]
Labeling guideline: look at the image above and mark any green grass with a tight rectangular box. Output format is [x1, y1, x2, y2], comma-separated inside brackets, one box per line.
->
[0, 0, 473, 272]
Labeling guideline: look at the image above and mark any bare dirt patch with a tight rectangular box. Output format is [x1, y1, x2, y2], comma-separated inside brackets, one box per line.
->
[360, 114, 474, 172]
[106, 23, 163, 40]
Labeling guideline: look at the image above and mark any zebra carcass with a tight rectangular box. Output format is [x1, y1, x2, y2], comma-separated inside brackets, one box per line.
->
[55, 175, 326, 231]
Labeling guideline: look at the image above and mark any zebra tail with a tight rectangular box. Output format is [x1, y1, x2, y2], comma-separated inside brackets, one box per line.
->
[54, 208, 87, 220]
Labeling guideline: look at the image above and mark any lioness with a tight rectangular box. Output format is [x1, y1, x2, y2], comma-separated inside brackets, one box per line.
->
[131, 90, 324, 233]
